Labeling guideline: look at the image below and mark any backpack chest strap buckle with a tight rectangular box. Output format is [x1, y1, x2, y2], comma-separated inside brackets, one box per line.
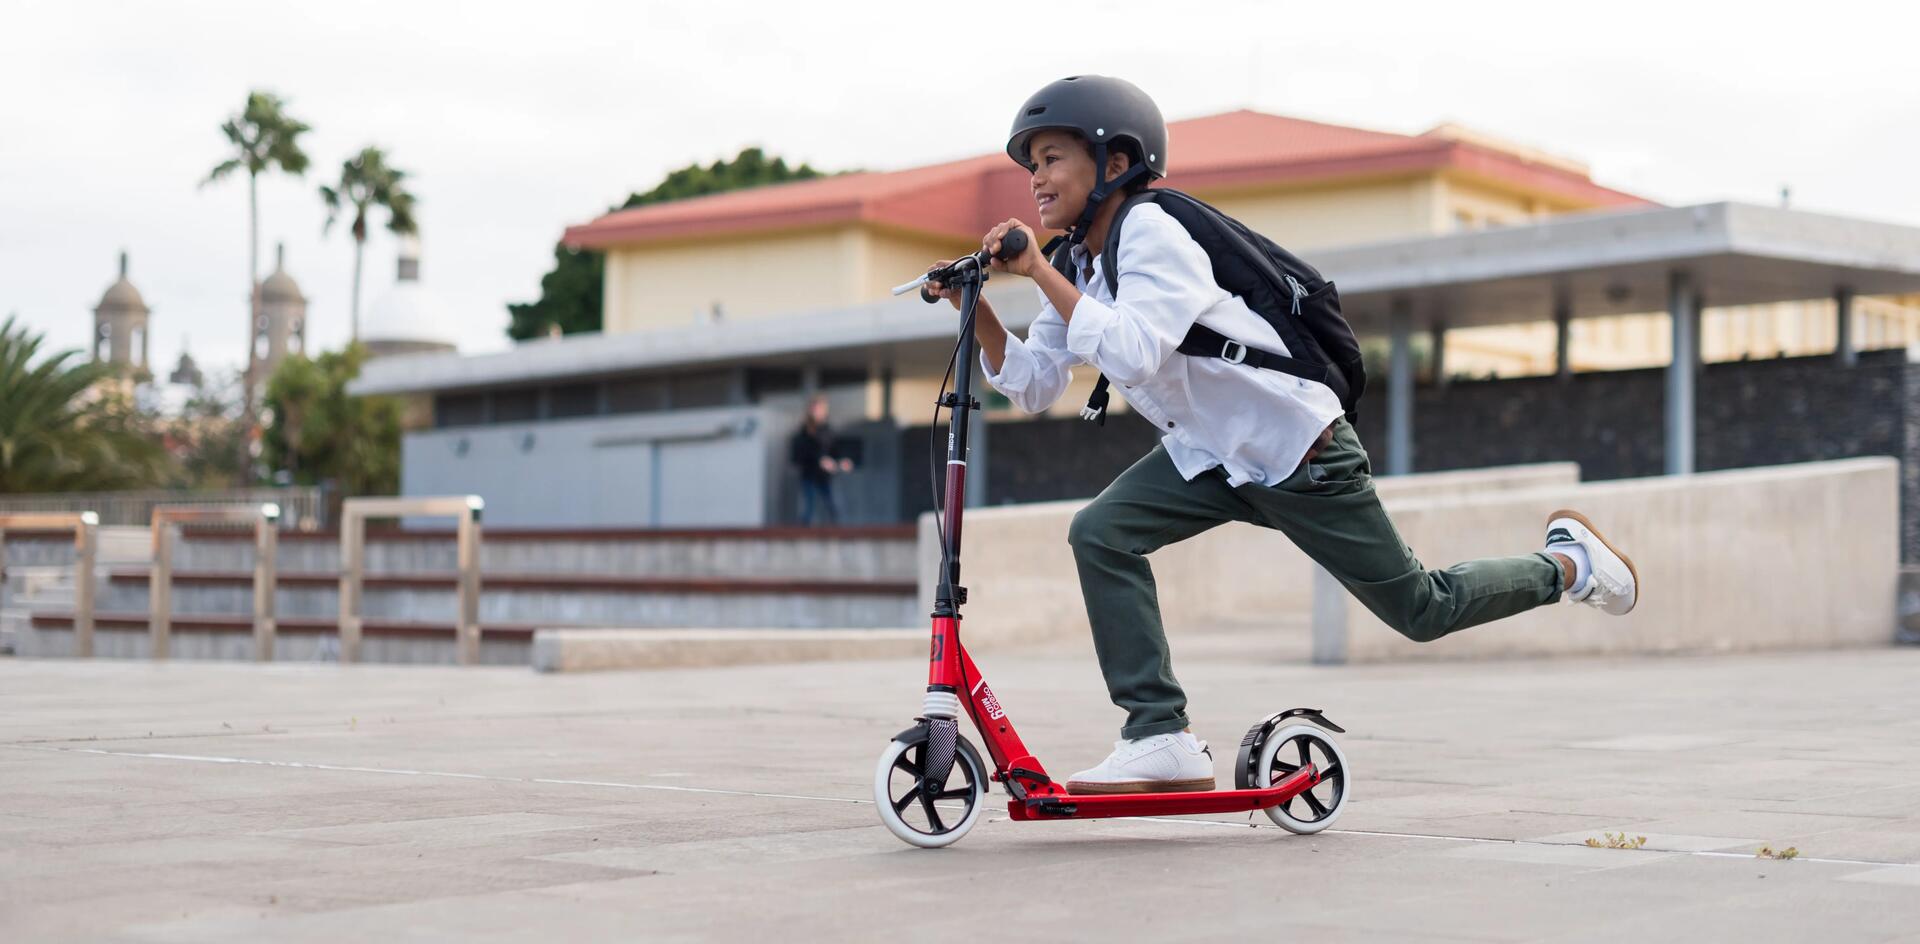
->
[1219, 339, 1248, 365]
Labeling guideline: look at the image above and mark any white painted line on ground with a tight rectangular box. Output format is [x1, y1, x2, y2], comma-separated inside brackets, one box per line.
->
[14, 744, 1918, 871]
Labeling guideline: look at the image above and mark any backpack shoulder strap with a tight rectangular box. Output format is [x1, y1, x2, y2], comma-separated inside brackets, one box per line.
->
[1043, 235, 1074, 284]
[1099, 190, 1167, 298]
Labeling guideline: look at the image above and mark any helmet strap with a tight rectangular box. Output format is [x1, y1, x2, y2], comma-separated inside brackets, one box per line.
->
[1064, 141, 1150, 247]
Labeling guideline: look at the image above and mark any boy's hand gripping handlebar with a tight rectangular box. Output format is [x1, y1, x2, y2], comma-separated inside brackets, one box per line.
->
[890, 228, 1030, 302]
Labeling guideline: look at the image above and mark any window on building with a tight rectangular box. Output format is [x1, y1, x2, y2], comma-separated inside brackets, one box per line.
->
[746, 368, 804, 401]
[434, 393, 486, 428]
[819, 367, 868, 389]
[606, 378, 668, 414]
[667, 370, 737, 409]
[547, 383, 600, 418]
[492, 388, 538, 423]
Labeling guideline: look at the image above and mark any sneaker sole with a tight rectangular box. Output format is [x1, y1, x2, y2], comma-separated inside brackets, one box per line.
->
[1064, 777, 1216, 795]
[1548, 508, 1640, 615]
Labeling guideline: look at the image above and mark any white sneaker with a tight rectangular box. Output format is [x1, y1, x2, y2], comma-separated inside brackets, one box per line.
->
[1545, 510, 1639, 616]
[1066, 732, 1215, 794]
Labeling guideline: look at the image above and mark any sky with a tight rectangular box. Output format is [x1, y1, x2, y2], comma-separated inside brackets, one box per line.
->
[3, 0, 1916, 382]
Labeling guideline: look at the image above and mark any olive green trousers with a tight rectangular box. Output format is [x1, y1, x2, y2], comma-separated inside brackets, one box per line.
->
[1069, 419, 1564, 738]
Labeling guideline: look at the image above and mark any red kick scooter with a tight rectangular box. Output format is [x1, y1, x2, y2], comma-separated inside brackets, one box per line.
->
[875, 230, 1351, 848]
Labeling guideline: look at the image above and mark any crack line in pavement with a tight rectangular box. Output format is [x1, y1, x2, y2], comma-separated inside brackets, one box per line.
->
[15, 744, 1919, 870]
[8, 745, 866, 805]
[1119, 816, 1920, 868]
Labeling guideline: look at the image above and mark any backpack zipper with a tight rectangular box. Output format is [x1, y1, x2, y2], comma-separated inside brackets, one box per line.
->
[1284, 275, 1307, 315]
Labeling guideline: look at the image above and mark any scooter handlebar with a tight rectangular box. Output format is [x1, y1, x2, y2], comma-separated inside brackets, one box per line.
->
[893, 228, 1032, 301]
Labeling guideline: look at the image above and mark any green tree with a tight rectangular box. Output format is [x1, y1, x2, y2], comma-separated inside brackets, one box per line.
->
[507, 147, 832, 340]
[154, 369, 251, 490]
[262, 343, 402, 497]
[0, 316, 166, 492]
[202, 89, 312, 464]
[320, 147, 419, 341]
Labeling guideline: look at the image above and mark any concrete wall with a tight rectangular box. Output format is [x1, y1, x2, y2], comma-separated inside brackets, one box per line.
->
[402, 405, 769, 528]
[1322, 457, 1900, 662]
[921, 457, 1899, 662]
[919, 462, 1581, 653]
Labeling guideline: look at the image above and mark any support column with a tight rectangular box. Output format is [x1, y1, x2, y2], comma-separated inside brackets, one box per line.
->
[1554, 297, 1573, 382]
[880, 363, 895, 422]
[1666, 272, 1698, 476]
[1387, 300, 1414, 476]
[1836, 287, 1857, 367]
[1695, 290, 1709, 376]
[1429, 320, 1449, 389]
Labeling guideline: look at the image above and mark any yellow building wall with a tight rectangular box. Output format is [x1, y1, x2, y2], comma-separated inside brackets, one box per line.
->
[599, 171, 1539, 336]
[603, 226, 866, 333]
[857, 227, 974, 302]
[1439, 174, 1557, 230]
[1202, 177, 1439, 249]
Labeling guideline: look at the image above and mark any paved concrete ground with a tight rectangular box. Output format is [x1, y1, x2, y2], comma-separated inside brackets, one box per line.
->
[4, 639, 1920, 942]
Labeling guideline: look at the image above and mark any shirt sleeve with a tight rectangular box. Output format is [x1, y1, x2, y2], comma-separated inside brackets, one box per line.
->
[980, 291, 1076, 414]
[1063, 210, 1220, 388]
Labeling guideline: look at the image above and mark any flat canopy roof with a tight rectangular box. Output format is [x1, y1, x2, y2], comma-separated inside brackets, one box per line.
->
[1321, 201, 1920, 331]
[354, 201, 1920, 397]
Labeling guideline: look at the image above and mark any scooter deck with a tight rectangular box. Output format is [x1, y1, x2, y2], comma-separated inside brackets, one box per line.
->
[1006, 764, 1319, 821]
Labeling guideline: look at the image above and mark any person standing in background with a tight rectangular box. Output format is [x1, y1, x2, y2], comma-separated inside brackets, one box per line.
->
[791, 394, 853, 525]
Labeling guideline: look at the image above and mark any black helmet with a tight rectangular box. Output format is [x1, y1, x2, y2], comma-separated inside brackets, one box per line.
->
[1006, 76, 1168, 244]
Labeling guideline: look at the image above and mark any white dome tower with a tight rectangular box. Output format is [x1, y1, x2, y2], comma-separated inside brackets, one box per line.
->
[257, 242, 307, 376]
[363, 235, 458, 359]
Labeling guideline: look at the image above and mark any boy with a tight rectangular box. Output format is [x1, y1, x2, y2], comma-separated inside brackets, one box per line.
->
[926, 76, 1638, 795]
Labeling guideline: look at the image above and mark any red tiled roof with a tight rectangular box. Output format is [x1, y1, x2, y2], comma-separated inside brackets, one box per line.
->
[564, 110, 1653, 250]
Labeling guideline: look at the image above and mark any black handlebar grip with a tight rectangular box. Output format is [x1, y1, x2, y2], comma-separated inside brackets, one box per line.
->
[920, 285, 939, 304]
[996, 227, 1029, 261]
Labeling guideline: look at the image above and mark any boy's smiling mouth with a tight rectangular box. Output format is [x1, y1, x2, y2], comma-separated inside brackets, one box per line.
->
[1036, 192, 1057, 211]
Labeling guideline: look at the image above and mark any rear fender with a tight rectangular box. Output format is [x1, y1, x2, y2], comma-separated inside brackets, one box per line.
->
[1233, 708, 1344, 790]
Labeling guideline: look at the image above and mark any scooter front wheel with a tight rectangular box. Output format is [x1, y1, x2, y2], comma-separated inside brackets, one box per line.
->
[873, 731, 987, 848]
[1255, 724, 1350, 834]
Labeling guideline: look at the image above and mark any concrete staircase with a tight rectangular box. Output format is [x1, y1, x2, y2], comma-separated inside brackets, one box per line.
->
[2, 526, 148, 655]
[9, 526, 921, 664]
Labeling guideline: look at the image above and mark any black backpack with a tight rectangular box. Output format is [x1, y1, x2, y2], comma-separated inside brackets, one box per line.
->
[1052, 187, 1367, 426]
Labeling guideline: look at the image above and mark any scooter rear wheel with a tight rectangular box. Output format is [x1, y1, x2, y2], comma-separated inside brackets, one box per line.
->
[1254, 724, 1349, 834]
[873, 732, 987, 848]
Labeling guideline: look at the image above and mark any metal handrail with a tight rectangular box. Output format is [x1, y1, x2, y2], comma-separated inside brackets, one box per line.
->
[150, 504, 280, 661]
[339, 496, 484, 665]
[0, 513, 98, 657]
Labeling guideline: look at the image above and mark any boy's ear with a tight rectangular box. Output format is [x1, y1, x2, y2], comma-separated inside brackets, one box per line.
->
[1104, 149, 1132, 184]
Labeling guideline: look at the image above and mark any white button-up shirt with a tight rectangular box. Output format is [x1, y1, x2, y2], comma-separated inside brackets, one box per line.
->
[982, 202, 1344, 487]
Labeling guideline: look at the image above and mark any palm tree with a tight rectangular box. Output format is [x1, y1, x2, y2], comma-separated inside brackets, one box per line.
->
[202, 90, 310, 472]
[320, 147, 418, 340]
[0, 316, 165, 493]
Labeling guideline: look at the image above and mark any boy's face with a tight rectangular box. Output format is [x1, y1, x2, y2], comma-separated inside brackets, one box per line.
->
[1027, 129, 1096, 232]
